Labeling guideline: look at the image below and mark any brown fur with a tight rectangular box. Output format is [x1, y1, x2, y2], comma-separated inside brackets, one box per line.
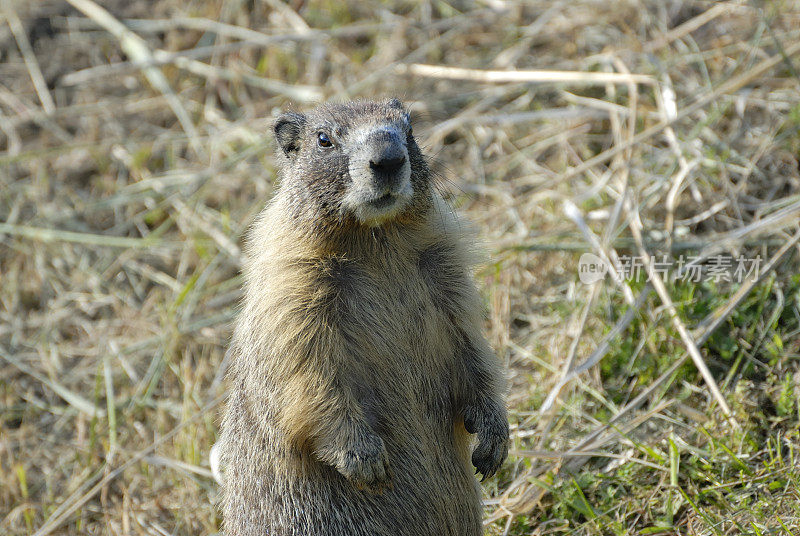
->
[219, 99, 508, 536]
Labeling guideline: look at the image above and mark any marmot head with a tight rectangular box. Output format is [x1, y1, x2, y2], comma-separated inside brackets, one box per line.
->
[273, 99, 430, 229]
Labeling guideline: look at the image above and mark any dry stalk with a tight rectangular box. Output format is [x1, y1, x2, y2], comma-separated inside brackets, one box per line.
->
[3, 1, 55, 114]
[32, 395, 224, 536]
[559, 40, 800, 183]
[65, 0, 206, 158]
[626, 198, 737, 422]
[398, 63, 656, 86]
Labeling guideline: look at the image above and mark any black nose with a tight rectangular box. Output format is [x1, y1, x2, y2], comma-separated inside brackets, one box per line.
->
[369, 154, 406, 175]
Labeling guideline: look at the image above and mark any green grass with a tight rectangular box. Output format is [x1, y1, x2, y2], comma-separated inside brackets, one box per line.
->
[489, 273, 800, 535]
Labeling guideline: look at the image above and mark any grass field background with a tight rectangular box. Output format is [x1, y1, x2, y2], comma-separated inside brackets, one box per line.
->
[2, 1, 800, 534]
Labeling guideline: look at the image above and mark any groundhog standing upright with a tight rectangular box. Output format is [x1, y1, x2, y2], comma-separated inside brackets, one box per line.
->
[219, 99, 509, 536]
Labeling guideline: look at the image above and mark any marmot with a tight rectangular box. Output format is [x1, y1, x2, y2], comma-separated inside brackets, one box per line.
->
[218, 99, 509, 536]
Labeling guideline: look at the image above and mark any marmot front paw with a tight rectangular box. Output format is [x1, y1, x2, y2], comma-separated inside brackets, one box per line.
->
[471, 430, 508, 481]
[337, 434, 392, 494]
[464, 401, 509, 481]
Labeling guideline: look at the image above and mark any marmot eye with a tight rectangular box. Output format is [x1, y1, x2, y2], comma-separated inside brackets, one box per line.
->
[317, 132, 333, 148]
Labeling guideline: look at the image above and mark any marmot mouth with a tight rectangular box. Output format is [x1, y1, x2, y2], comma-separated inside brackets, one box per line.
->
[368, 193, 395, 208]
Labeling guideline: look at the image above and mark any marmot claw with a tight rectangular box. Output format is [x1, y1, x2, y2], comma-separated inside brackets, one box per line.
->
[464, 401, 509, 481]
[471, 432, 508, 481]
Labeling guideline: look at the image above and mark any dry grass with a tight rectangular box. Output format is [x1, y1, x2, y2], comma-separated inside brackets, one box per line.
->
[2, 1, 800, 535]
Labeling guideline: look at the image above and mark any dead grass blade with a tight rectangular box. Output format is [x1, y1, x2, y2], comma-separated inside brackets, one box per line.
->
[626, 198, 736, 422]
[32, 395, 224, 536]
[64, 0, 205, 158]
[560, 40, 800, 183]
[3, 1, 55, 114]
[0, 347, 105, 418]
[398, 63, 655, 86]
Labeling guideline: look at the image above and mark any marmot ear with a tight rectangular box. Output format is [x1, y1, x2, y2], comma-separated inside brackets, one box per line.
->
[387, 98, 404, 111]
[274, 112, 307, 157]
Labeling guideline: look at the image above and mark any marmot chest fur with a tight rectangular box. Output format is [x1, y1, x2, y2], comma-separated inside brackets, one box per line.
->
[219, 99, 509, 536]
